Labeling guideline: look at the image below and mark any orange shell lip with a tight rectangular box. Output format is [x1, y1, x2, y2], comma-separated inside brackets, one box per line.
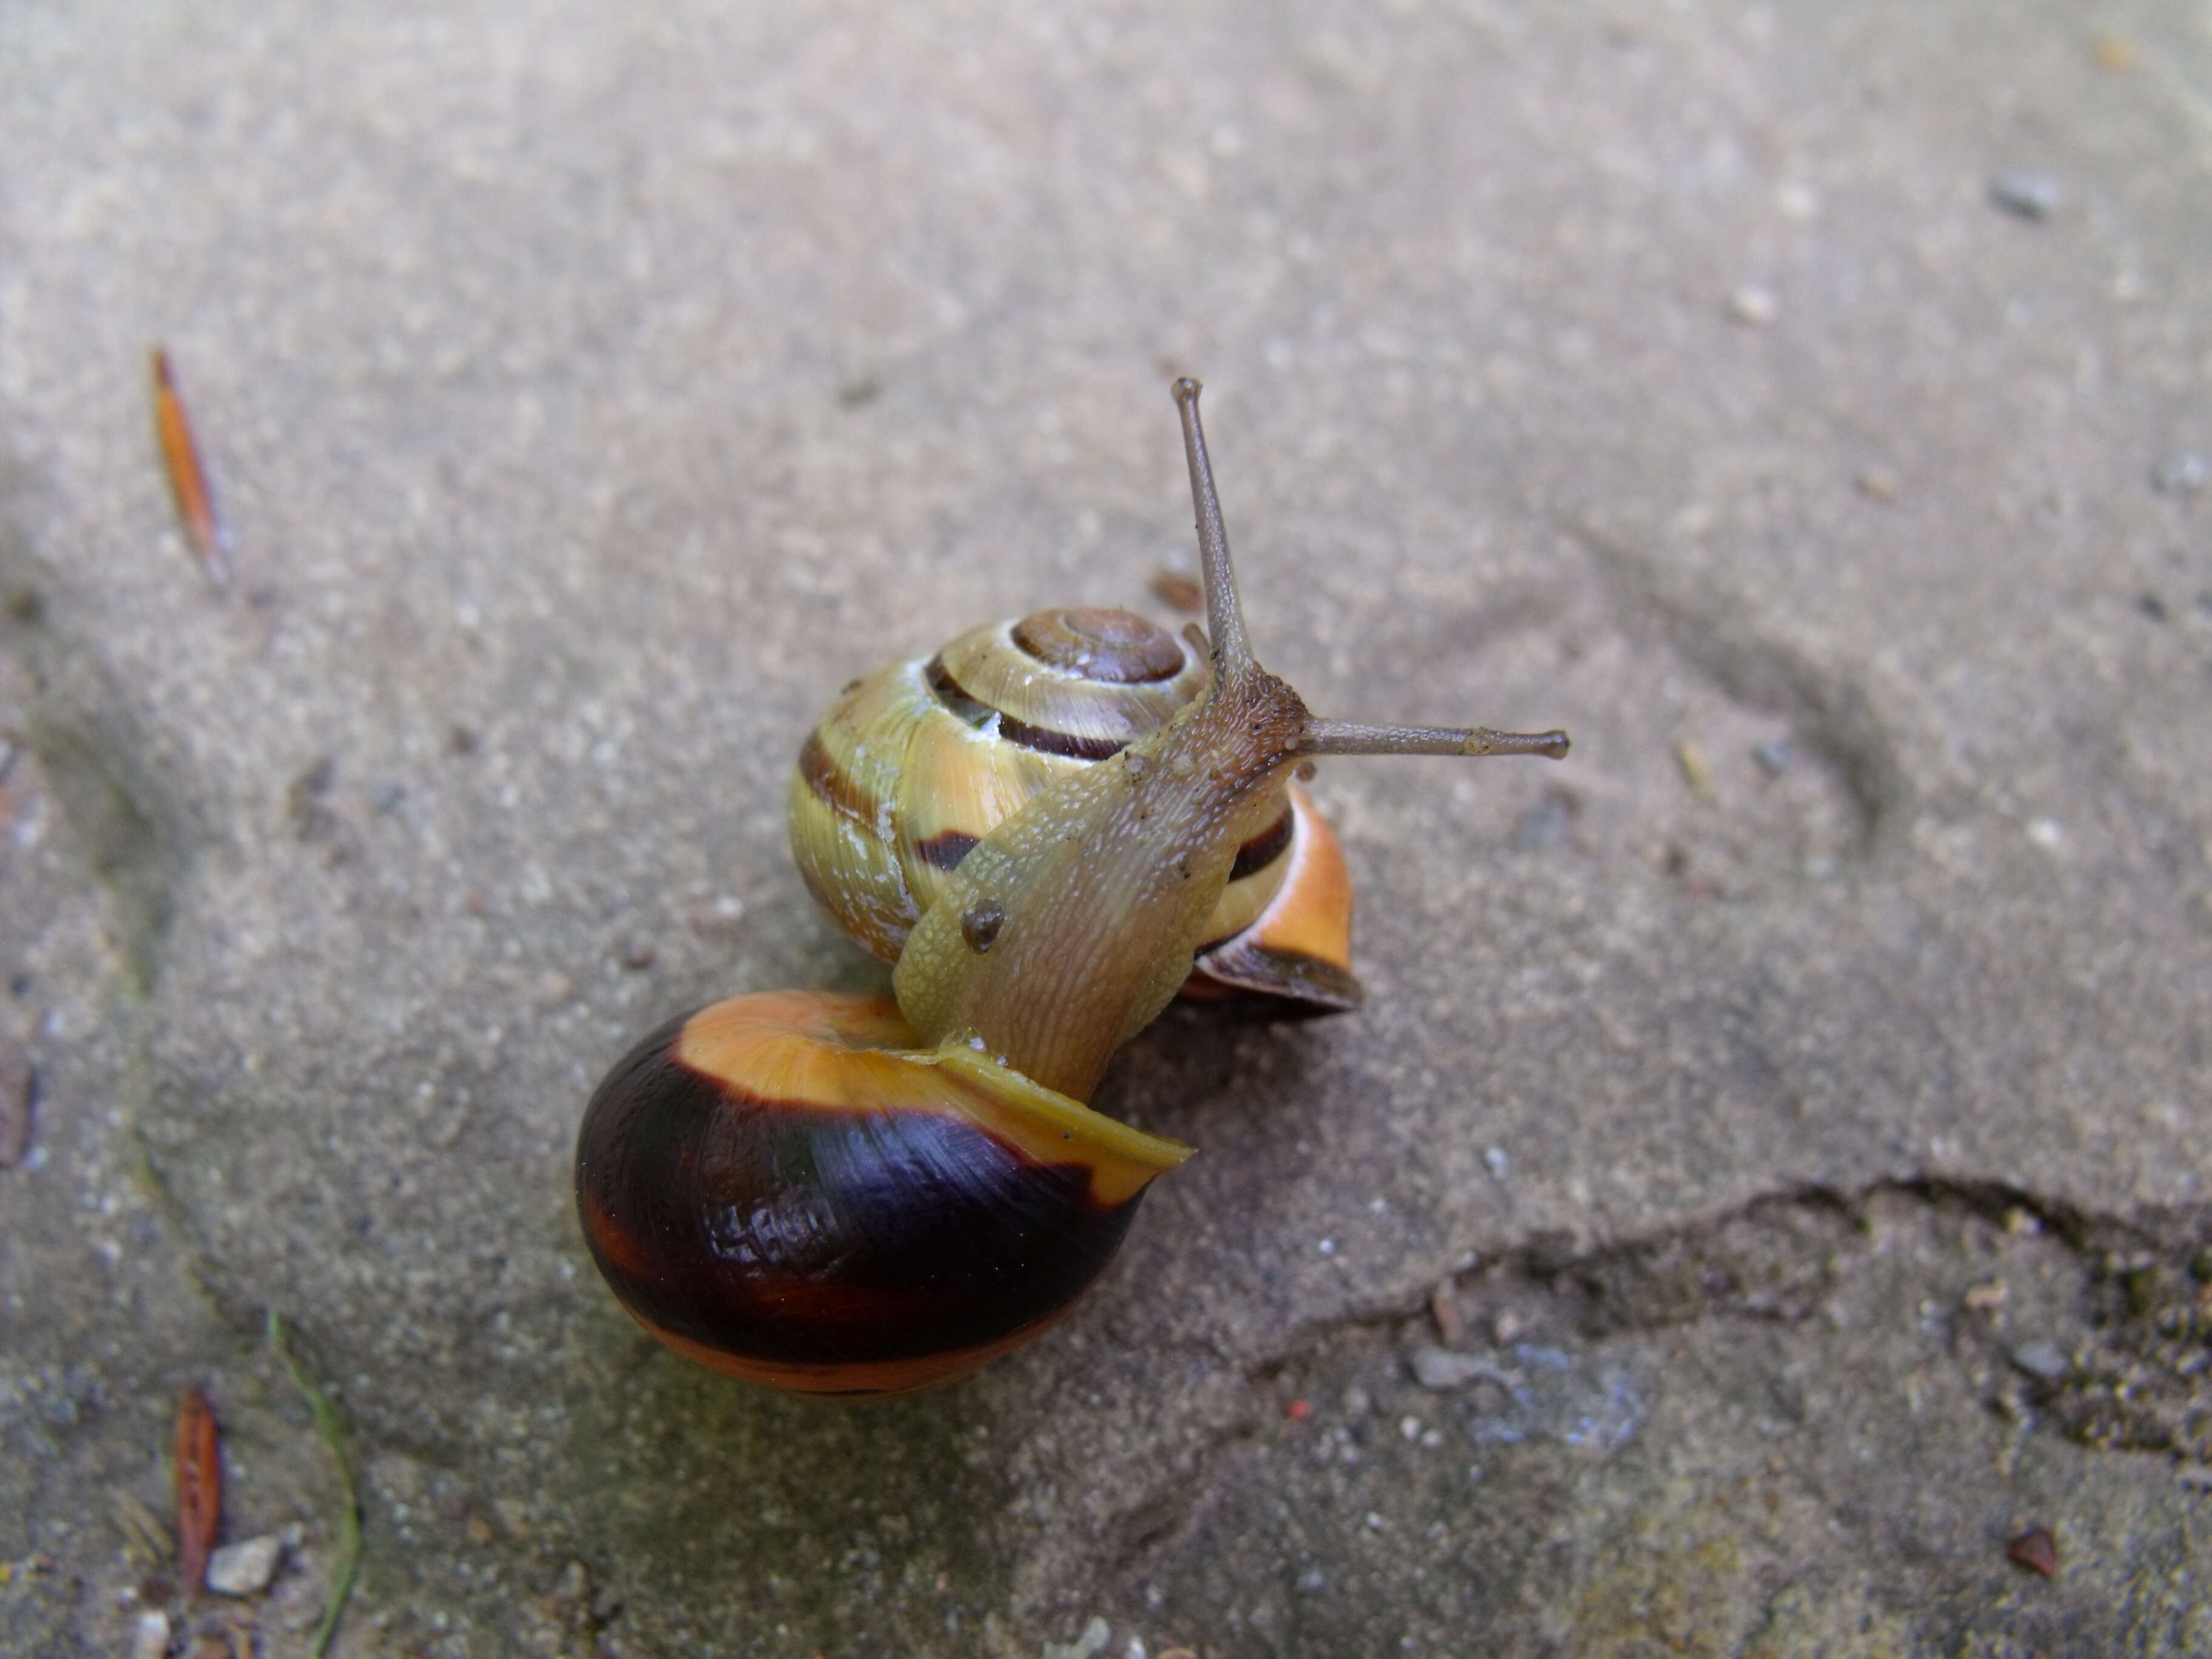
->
[1187, 782, 1362, 1011]
[618, 1299, 1083, 1398]
[671, 991, 1189, 1201]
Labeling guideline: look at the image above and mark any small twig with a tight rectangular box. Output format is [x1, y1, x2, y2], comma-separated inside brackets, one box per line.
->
[173, 1386, 221, 1595]
[268, 1311, 360, 1659]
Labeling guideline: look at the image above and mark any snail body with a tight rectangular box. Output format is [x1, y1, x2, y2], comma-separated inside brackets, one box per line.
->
[575, 380, 1568, 1396]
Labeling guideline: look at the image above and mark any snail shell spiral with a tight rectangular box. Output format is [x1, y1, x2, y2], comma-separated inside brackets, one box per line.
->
[789, 605, 1362, 1010]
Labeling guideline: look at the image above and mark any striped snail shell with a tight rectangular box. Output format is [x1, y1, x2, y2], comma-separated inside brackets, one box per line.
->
[574, 991, 1187, 1394]
[574, 378, 1569, 1397]
[789, 605, 1362, 1011]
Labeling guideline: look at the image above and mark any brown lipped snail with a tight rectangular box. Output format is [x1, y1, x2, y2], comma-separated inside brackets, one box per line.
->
[789, 595, 1364, 1011]
[574, 380, 1569, 1396]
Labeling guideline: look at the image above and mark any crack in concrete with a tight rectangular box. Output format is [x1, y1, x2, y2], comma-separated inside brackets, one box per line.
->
[1106, 1175, 2212, 1607]
[1462, 1177, 2211, 1464]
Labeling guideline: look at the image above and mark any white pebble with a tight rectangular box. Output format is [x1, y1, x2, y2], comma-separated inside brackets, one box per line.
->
[1041, 1615, 1113, 1659]
[1775, 181, 1820, 221]
[132, 1612, 170, 1659]
[1989, 170, 2063, 221]
[1728, 284, 1778, 326]
[1410, 1345, 1520, 1391]
[206, 1533, 284, 1596]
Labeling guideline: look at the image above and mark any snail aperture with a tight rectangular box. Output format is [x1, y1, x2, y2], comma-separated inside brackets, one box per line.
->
[575, 378, 1569, 1396]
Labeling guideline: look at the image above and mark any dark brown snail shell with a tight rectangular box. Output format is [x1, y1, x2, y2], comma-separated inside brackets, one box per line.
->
[574, 992, 1185, 1396]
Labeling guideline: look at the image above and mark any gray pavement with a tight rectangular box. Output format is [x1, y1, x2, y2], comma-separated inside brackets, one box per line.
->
[2, 1, 2208, 1654]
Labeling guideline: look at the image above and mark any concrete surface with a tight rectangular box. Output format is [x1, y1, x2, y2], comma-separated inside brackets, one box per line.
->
[2, 1, 2208, 1654]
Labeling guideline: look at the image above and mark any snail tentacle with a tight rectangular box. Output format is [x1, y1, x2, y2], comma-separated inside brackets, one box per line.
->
[1299, 719, 1572, 761]
[1171, 377, 1253, 679]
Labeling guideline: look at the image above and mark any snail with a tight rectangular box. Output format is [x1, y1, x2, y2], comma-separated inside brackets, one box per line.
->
[788, 591, 1363, 1011]
[574, 380, 1568, 1396]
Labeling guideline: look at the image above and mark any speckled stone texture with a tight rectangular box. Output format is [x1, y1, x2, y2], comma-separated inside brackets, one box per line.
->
[2, 1, 2208, 1655]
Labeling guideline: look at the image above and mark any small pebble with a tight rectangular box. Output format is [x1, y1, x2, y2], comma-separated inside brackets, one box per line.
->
[205, 1533, 283, 1597]
[2006, 1525, 2059, 1578]
[2027, 818, 2065, 851]
[132, 1612, 171, 1659]
[2010, 1340, 2070, 1381]
[688, 894, 748, 938]
[1726, 284, 1778, 326]
[1484, 1145, 1510, 1180]
[2150, 451, 2207, 497]
[1751, 739, 1794, 777]
[1774, 181, 1819, 221]
[1409, 1346, 1517, 1391]
[1854, 467, 1900, 503]
[1042, 1615, 1112, 1659]
[1430, 1284, 1467, 1346]
[1296, 1566, 1327, 1592]
[1988, 170, 2063, 221]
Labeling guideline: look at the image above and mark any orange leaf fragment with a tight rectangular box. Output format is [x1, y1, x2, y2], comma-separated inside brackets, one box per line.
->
[175, 1384, 222, 1593]
[2006, 1525, 2058, 1578]
[150, 347, 233, 592]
